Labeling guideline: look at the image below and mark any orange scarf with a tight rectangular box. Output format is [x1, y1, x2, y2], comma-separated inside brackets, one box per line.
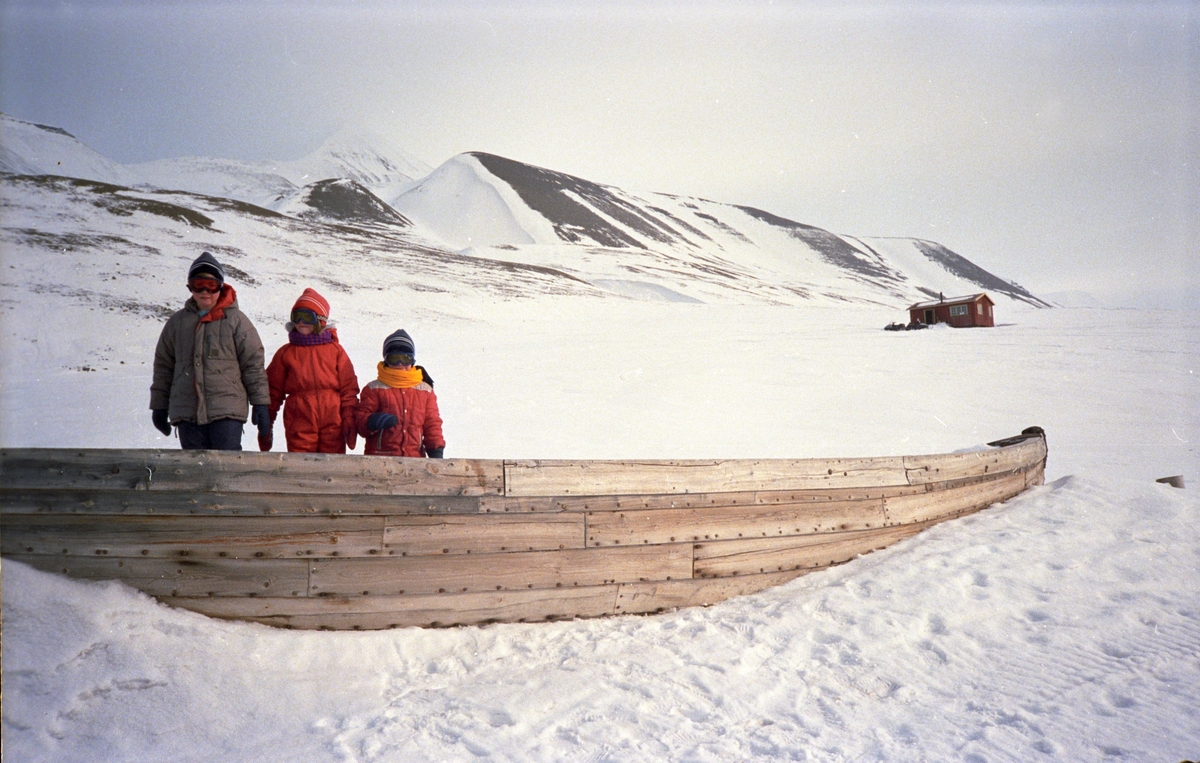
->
[376, 362, 424, 389]
[198, 285, 237, 323]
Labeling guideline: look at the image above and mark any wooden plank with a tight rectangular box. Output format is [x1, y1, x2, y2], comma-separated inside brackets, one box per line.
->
[884, 470, 1029, 525]
[477, 495, 558, 513]
[168, 570, 822, 628]
[0, 488, 484, 516]
[0, 449, 504, 496]
[585, 499, 887, 547]
[551, 491, 762, 513]
[308, 544, 693, 597]
[1, 514, 384, 559]
[547, 484, 925, 513]
[614, 570, 809, 615]
[383, 514, 585, 556]
[693, 524, 927, 578]
[751, 484, 928, 504]
[166, 586, 621, 629]
[904, 438, 1046, 484]
[504, 457, 910, 497]
[1025, 459, 1046, 488]
[0, 479, 978, 519]
[5, 553, 309, 597]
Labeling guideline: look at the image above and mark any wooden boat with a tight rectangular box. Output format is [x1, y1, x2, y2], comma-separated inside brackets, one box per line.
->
[0, 428, 1046, 630]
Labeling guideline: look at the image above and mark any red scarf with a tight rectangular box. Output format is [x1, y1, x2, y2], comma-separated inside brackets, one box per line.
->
[198, 285, 237, 323]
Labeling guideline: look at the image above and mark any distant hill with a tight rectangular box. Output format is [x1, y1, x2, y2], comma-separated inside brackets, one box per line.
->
[393, 151, 1049, 307]
[0, 112, 1049, 309]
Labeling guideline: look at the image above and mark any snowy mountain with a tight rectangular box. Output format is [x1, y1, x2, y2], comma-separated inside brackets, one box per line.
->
[128, 126, 431, 209]
[273, 127, 432, 200]
[0, 112, 1047, 309]
[393, 151, 1049, 307]
[0, 112, 126, 183]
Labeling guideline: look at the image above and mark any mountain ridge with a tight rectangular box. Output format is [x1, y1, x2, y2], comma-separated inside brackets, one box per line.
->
[0, 112, 1050, 309]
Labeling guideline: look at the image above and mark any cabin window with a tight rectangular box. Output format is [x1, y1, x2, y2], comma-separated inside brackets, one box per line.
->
[950, 305, 968, 316]
[977, 303, 984, 315]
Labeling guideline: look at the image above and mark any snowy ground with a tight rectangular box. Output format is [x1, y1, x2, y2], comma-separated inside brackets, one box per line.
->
[2, 300, 1198, 762]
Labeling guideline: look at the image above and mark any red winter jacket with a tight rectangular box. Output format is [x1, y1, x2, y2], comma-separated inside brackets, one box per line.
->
[267, 330, 359, 453]
[355, 380, 445, 457]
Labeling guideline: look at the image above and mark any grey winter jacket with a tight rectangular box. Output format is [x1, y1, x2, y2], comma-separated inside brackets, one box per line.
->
[150, 292, 270, 424]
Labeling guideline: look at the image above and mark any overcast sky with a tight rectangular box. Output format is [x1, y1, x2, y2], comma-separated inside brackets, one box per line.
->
[1, 1, 1196, 307]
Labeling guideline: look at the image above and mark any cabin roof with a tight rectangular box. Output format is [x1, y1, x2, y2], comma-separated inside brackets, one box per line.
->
[908, 292, 993, 310]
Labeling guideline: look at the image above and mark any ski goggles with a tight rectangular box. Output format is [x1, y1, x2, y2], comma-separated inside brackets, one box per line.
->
[188, 279, 221, 294]
[384, 352, 414, 367]
[290, 308, 323, 325]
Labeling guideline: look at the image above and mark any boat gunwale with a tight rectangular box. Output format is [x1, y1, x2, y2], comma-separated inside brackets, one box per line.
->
[0, 435, 1047, 500]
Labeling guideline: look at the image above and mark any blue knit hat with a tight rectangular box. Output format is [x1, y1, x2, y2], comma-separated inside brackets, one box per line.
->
[188, 252, 225, 284]
[383, 329, 415, 358]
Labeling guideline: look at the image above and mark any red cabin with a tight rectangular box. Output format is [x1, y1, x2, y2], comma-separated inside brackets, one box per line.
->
[908, 293, 995, 328]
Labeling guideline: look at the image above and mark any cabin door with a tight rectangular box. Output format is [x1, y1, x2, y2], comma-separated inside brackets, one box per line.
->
[924, 309, 935, 324]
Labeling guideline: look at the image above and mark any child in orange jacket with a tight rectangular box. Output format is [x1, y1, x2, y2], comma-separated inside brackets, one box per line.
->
[355, 329, 445, 457]
[265, 288, 359, 452]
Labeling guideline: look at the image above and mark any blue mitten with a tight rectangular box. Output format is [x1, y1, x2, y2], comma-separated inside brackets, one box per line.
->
[366, 412, 398, 431]
[151, 409, 172, 436]
[251, 405, 272, 437]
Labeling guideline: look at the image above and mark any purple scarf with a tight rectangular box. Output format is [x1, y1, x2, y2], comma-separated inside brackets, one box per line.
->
[288, 329, 336, 346]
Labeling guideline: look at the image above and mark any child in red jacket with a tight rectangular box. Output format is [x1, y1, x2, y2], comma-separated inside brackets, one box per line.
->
[355, 329, 445, 458]
[265, 289, 359, 452]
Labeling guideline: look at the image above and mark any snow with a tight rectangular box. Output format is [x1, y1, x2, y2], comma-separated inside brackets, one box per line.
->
[3, 295, 1198, 762]
[0, 113, 126, 184]
[391, 154, 554, 249]
[1, 115, 1198, 761]
[269, 127, 433, 195]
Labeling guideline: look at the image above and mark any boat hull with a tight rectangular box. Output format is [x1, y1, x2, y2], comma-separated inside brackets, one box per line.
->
[0, 431, 1046, 629]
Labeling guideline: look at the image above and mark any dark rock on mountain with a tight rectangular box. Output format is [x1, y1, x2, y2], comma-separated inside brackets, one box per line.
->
[734, 205, 905, 286]
[469, 152, 695, 249]
[288, 178, 411, 227]
[911, 240, 1050, 307]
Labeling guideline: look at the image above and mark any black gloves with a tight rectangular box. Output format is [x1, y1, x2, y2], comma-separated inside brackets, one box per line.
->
[251, 405, 271, 438]
[366, 412, 399, 431]
[426, 447, 444, 459]
[152, 409, 172, 436]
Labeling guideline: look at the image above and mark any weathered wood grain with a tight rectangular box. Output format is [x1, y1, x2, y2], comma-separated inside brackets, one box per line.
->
[545, 483, 927, 514]
[1, 514, 385, 559]
[5, 553, 309, 597]
[168, 586, 622, 629]
[0, 449, 504, 496]
[883, 470, 1030, 525]
[693, 524, 928, 578]
[613, 570, 809, 615]
[308, 545, 693, 597]
[383, 514, 586, 556]
[477, 495, 558, 513]
[0, 488, 486, 516]
[173, 571, 819, 627]
[1025, 459, 1046, 488]
[904, 438, 1046, 484]
[551, 491, 763, 513]
[585, 499, 887, 547]
[504, 457, 910, 497]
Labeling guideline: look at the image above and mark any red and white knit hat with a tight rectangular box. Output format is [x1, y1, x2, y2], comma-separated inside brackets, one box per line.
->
[292, 288, 330, 320]
[287, 288, 332, 331]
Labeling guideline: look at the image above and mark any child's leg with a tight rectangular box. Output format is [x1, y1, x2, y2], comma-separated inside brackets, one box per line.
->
[317, 425, 347, 454]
